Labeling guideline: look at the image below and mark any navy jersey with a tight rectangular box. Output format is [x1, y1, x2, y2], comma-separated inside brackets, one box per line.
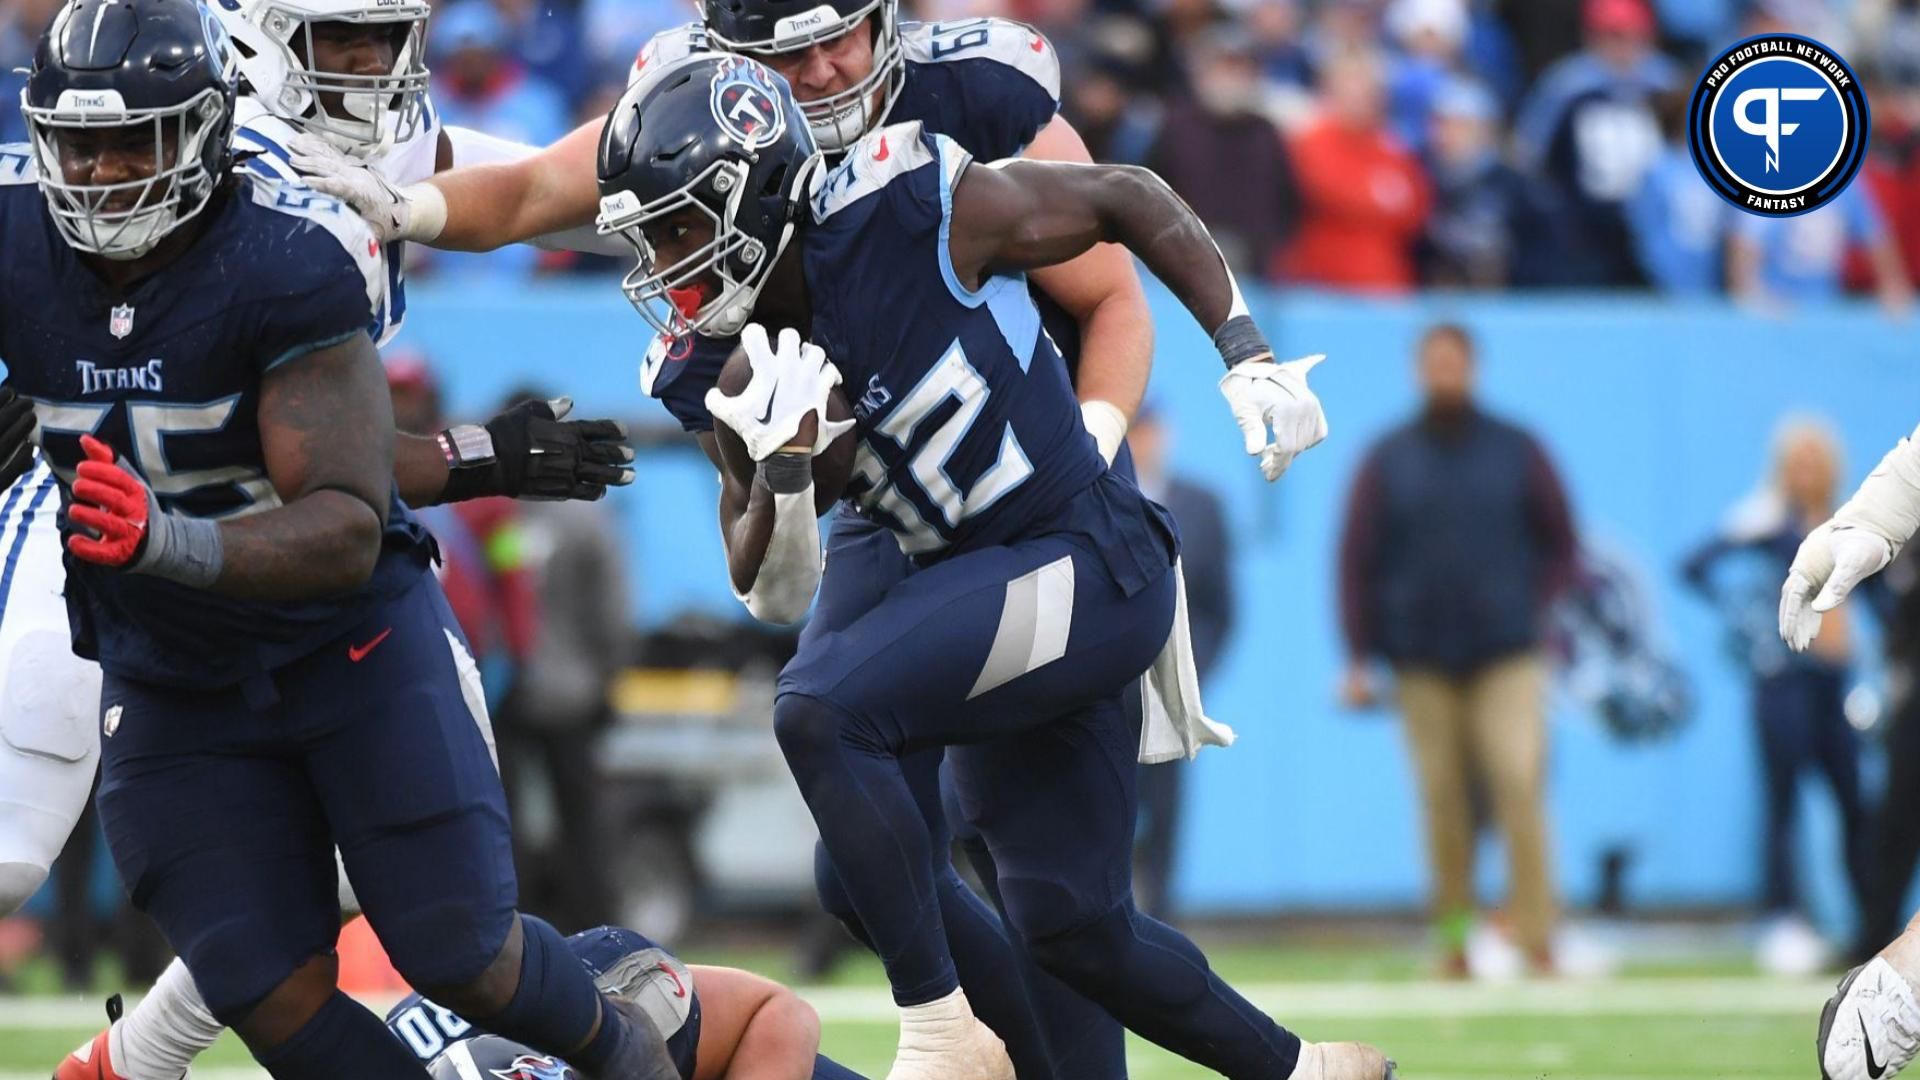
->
[387, 926, 702, 1080]
[641, 17, 1062, 431]
[804, 122, 1103, 558]
[0, 151, 431, 688]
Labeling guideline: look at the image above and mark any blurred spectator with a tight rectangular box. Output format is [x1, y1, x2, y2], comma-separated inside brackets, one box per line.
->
[1727, 187, 1914, 317]
[1681, 418, 1870, 975]
[1062, 51, 1163, 164]
[426, 2, 570, 280]
[494, 386, 635, 932]
[1493, 0, 1582, 83]
[1338, 323, 1576, 976]
[493, 0, 592, 107]
[387, 354, 539, 708]
[1384, 0, 1469, 154]
[1420, 77, 1526, 287]
[1511, 0, 1676, 287]
[1859, 63, 1920, 289]
[1625, 88, 1729, 296]
[1279, 50, 1429, 290]
[1145, 29, 1299, 278]
[1245, 0, 1316, 91]
[1126, 405, 1235, 920]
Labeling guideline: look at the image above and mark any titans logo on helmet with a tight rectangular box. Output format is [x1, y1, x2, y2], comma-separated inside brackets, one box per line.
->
[488, 1054, 577, 1080]
[1686, 33, 1869, 217]
[709, 56, 787, 150]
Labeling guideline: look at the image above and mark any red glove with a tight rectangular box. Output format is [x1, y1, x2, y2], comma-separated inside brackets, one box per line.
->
[64, 434, 152, 567]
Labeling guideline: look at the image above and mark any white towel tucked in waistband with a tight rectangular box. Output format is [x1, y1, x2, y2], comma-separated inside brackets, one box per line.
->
[1138, 558, 1235, 764]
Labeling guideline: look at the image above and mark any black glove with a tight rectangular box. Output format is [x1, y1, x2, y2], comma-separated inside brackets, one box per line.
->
[438, 397, 635, 503]
[0, 388, 37, 492]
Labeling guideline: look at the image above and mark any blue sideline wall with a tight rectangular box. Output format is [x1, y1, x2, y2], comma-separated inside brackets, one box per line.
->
[399, 280, 1920, 928]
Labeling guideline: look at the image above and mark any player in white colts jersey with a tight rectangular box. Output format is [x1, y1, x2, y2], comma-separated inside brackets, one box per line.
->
[1774, 422, 1920, 1080]
[42, 2, 629, 1079]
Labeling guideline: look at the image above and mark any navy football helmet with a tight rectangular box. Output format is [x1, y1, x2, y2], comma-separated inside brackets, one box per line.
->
[701, 0, 902, 152]
[596, 54, 823, 339]
[428, 1036, 579, 1080]
[23, 0, 239, 259]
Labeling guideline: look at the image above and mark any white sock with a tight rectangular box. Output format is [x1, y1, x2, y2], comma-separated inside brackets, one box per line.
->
[111, 958, 225, 1080]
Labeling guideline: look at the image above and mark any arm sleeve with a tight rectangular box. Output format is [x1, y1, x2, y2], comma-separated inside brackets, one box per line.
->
[1338, 447, 1385, 662]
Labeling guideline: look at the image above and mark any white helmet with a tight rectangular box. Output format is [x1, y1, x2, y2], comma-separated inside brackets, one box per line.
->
[214, 0, 430, 156]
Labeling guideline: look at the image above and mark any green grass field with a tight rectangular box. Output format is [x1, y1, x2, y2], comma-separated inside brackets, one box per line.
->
[0, 942, 1837, 1079]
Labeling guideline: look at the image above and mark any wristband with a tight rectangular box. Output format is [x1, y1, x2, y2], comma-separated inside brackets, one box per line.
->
[401, 181, 448, 243]
[1079, 400, 1128, 465]
[132, 511, 223, 588]
[757, 452, 814, 495]
[438, 424, 497, 468]
[1213, 315, 1271, 369]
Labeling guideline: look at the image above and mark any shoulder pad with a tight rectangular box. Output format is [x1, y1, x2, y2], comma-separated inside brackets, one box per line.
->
[811, 120, 948, 223]
[900, 18, 1059, 101]
[632, 23, 711, 87]
[233, 104, 304, 181]
[0, 144, 35, 187]
[245, 174, 388, 316]
[374, 103, 442, 186]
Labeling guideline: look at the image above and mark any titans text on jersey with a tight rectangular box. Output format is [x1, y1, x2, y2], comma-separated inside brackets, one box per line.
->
[0, 155, 429, 687]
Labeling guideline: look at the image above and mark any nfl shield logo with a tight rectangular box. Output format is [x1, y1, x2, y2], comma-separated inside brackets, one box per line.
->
[109, 304, 134, 339]
[103, 705, 122, 738]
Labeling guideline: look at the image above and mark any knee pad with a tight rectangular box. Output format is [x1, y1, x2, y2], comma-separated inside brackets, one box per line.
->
[0, 629, 100, 766]
[1010, 896, 1135, 985]
[0, 861, 48, 918]
[773, 694, 851, 775]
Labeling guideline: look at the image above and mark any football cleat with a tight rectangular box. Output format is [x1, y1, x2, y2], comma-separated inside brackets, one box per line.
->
[1821, 958, 1920, 1080]
[1291, 1040, 1398, 1080]
[52, 995, 129, 1080]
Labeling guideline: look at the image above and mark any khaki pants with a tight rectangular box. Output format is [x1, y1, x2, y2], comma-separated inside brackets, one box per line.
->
[1396, 653, 1556, 955]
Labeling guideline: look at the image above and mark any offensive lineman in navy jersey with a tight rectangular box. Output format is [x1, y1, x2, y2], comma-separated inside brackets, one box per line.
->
[3, 3, 673, 1078]
[597, 55, 1377, 1080]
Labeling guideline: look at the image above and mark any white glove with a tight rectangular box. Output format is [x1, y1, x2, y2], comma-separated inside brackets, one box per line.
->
[1219, 353, 1329, 481]
[1779, 520, 1896, 651]
[703, 324, 855, 462]
[286, 132, 446, 244]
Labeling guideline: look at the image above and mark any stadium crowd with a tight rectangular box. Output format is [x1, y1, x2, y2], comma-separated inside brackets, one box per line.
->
[8, 0, 1917, 297]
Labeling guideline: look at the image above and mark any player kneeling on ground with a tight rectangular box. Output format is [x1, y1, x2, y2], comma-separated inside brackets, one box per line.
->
[390, 926, 867, 1080]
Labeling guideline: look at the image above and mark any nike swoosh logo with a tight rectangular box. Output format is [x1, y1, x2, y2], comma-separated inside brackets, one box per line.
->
[1865, 1014, 1889, 1079]
[757, 381, 778, 425]
[873, 135, 889, 162]
[348, 627, 393, 663]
